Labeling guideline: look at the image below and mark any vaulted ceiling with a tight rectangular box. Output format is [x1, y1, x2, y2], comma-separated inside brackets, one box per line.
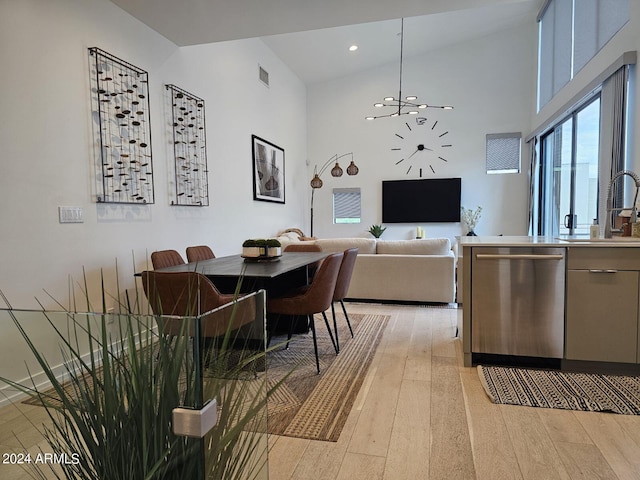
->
[109, 0, 542, 83]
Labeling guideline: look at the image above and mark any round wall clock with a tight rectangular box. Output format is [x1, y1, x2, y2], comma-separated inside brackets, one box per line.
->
[391, 116, 452, 176]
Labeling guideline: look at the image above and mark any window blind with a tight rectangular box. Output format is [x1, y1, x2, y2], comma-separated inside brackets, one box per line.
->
[333, 188, 361, 224]
[538, 0, 629, 109]
[486, 133, 522, 174]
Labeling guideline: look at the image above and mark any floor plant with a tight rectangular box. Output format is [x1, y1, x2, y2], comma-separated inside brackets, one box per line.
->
[0, 267, 281, 480]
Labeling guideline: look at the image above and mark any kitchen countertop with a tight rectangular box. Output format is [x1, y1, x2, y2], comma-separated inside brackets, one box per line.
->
[459, 235, 640, 247]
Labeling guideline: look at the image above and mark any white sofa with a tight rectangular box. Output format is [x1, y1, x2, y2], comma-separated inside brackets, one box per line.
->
[277, 234, 455, 303]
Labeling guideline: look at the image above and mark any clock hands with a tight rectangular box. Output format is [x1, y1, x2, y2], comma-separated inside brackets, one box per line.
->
[407, 144, 433, 160]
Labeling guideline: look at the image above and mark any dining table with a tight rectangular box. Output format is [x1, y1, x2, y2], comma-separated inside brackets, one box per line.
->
[149, 251, 328, 294]
[145, 251, 330, 335]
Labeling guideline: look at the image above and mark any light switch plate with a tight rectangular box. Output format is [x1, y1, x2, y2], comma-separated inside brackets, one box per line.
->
[58, 206, 84, 224]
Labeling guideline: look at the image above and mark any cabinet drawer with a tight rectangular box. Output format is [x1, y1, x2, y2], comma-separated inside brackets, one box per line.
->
[565, 269, 639, 363]
[567, 247, 640, 270]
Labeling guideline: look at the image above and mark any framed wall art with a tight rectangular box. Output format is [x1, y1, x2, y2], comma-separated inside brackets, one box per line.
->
[88, 47, 154, 204]
[252, 135, 285, 204]
[165, 84, 209, 206]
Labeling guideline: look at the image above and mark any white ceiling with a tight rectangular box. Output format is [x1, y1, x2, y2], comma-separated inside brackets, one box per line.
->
[109, 0, 542, 84]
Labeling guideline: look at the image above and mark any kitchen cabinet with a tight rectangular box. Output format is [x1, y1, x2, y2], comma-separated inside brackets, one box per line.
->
[565, 248, 640, 364]
[461, 237, 640, 369]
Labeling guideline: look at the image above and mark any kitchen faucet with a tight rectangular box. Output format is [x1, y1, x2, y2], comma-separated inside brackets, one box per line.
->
[604, 170, 640, 238]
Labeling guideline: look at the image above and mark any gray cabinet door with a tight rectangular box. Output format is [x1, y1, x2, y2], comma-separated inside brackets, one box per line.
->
[566, 269, 638, 363]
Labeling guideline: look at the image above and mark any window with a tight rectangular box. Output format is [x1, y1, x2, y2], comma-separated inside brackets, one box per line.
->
[333, 188, 361, 224]
[537, 96, 601, 236]
[486, 133, 521, 174]
[537, 0, 629, 109]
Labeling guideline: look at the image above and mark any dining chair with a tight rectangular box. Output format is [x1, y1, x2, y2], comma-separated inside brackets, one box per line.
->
[284, 243, 322, 279]
[186, 245, 216, 263]
[267, 252, 343, 374]
[141, 270, 254, 338]
[151, 249, 186, 269]
[331, 248, 358, 353]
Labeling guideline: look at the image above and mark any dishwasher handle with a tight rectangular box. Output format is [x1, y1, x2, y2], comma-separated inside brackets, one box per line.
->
[475, 253, 565, 261]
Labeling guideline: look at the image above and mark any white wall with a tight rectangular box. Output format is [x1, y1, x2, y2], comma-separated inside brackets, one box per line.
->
[0, 0, 307, 310]
[307, 21, 536, 242]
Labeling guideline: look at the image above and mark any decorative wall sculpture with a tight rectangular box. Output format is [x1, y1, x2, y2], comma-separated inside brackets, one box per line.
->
[88, 47, 154, 204]
[166, 84, 209, 206]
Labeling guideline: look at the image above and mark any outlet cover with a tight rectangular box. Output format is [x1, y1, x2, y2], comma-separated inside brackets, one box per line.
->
[59, 206, 84, 224]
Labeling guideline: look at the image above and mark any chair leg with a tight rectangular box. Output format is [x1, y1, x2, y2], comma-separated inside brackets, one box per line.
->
[331, 302, 340, 353]
[308, 314, 321, 374]
[321, 311, 338, 354]
[340, 300, 354, 338]
[286, 315, 295, 349]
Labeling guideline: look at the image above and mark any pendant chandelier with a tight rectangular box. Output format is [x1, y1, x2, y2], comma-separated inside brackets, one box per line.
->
[365, 18, 453, 120]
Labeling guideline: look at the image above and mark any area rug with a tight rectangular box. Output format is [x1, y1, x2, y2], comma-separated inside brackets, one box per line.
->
[266, 312, 389, 441]
[478, 365, 640, 415]
[23, 312, 389, 443]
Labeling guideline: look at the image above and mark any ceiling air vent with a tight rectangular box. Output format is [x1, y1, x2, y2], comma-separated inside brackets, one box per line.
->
[258, 65, 269, 87]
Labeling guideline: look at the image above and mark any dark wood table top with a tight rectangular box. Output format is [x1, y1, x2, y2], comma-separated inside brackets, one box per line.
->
[147, 252, 329, 279]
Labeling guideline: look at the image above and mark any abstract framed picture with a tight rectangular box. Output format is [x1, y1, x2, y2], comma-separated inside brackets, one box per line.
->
[252, 135, 285, 204]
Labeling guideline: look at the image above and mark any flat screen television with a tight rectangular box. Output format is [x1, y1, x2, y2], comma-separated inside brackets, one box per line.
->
[382, 178, 461, 223]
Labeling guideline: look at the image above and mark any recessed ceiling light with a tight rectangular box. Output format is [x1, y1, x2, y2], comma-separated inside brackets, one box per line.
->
[349, 45, 358, 52]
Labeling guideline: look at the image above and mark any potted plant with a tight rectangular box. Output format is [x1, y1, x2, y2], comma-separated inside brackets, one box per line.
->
[242, 238, 282, 258]
[0, 270, 281, 480]
[461, 206, 482, 236]
[368, 224, 387, 238]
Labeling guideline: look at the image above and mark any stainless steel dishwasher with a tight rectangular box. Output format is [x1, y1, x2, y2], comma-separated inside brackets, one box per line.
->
[471, 247, 565, 358]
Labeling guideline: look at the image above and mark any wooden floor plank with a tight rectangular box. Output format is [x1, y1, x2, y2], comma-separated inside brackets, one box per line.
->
[403, 310, 433, 382]
[335, 452, 385, 480]
[501, 405, 571, 480]
[554, 441, 619, 480]
[267, 436, 309, 480]
[346, 309, 413, 458]
[459, 371, 524, 480]
[537, 409, 593, 445]
[575, 410, 640, 480]
[429, 355, 476, 479]
[382, 379, 431, 480]
[346, 350, 405, 458]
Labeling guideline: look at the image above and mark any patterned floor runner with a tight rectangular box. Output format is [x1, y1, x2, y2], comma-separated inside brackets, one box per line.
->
[266, 312, 389, 441]
[478, 365, 640, 414]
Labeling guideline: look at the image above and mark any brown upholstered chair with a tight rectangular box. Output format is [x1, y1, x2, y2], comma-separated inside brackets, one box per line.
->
[267, 252, 343, 374]
[186, 245, 216, 263]
[151, 249, 186, 269]
[331, 248, 358, 352]
[141, 270, 254, 338]
[284, 243, 322, 278]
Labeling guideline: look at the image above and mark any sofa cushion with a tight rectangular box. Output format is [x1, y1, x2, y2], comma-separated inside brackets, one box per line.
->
[348, 254, 455, 303]
[376, 238, 451, 255]
[315, 238, 377, 254]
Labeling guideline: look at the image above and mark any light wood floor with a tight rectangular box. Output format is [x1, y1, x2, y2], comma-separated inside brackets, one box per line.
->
[2, 303, 640, 479]
[269, 303, 640, 480]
